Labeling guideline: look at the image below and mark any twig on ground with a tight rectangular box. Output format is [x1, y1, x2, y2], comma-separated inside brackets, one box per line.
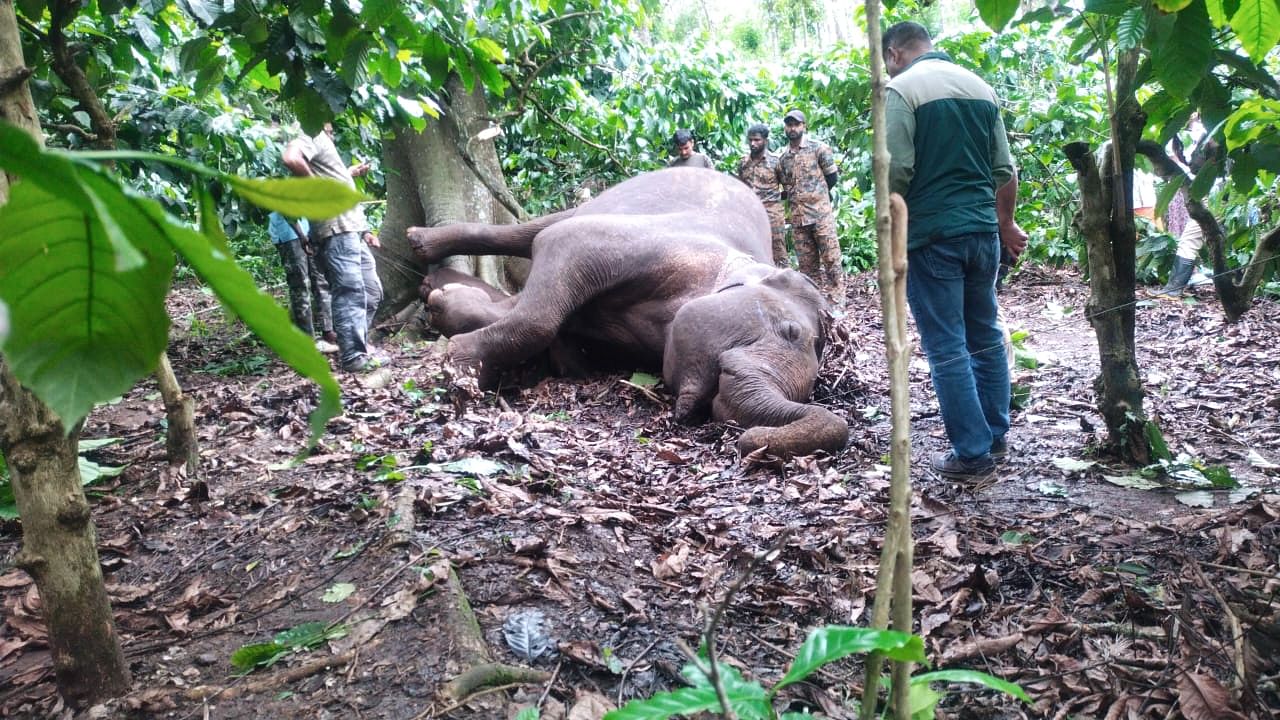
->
[426, 681, 536, 718]
[536, 659, 562, 712]
[618, 638, 662, 706]
[185, 650, 356, 703]
[1188, 558, 1249, 688]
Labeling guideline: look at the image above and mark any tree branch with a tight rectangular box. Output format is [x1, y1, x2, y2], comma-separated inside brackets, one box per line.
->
[47, 121, 97, 141]
[48, 0, 116, 150]
[526, 91, 624, 169]
[0, 66, 31, 95]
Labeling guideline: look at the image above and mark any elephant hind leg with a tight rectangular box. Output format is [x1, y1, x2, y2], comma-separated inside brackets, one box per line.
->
[407, 208, 578, 263]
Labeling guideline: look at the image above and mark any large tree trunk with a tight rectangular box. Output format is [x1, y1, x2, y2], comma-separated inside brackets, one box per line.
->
[0, 0, 132, 706]
[377, 75, 529, 315]
[1061, 48, 1151, 463]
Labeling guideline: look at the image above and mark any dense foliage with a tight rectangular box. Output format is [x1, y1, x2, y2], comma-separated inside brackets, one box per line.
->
[11, 0, 1280, 281]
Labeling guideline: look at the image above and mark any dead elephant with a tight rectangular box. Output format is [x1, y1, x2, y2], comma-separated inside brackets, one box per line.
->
[407, 168, 848, 458]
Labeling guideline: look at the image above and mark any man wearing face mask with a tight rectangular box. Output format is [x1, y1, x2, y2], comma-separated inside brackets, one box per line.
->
[778, 110, 844, 305]
[737, 123, 788, 266]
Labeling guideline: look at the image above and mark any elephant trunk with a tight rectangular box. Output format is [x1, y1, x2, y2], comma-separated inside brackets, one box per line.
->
[735, 402, 848, 458]
[714, 349, 847, 457]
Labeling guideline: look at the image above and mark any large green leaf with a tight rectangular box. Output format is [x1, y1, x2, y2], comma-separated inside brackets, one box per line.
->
[774, 626, 927, 692]
[910, 669, 1031, 703]
[0, 178, 173, 432]
[1155, 0, 1194, 11]
[147, 201, 341, 443]
[0, 126, 345, 442]
[1230, 0, 1280, 63]
[976, 0, 1022, 31]
[1085, 0, 1133, 15]
[1224, 97, 1280, 150]
[225, 176, 367, 220]
[603, 683, 767, 720]
[1151, 1, 1214, 98]
[1117, 7, 1149, 49]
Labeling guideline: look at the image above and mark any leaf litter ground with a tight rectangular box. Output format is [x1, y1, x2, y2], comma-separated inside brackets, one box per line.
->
[2, 268, 1278, 719]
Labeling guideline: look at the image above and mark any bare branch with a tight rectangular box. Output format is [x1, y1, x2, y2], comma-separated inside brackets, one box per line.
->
[47, 122, 97, 141]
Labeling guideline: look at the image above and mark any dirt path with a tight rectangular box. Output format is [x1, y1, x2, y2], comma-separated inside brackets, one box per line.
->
[1, 268, 1277, 719]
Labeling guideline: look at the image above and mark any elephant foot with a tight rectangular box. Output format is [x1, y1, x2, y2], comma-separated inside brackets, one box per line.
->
[427, 285, 506, 336]
[445, 332, 500, 389]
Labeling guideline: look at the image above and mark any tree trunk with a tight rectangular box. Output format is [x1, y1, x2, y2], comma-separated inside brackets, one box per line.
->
[0, 1, 132, 706]
[156, 353, 197, 473]
[377, 75, 529, 315]
[1061, 50, 1151, 462]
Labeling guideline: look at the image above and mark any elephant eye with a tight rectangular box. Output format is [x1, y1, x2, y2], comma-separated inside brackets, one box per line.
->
[779, 320, 803, 342]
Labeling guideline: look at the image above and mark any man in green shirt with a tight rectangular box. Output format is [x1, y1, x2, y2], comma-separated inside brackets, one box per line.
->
[884, 21, 1028, 480]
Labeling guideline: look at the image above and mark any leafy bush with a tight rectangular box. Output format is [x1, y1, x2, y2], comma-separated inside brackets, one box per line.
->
[604, 626, 1027, 719]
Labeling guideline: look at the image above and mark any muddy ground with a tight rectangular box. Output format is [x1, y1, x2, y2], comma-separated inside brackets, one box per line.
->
[2, 267, 1278, 719]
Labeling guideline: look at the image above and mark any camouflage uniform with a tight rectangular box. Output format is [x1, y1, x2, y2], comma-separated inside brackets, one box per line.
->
[268, 212, 333, 337]
[779, 138, 844, 304]
[737, 152, 788, 266]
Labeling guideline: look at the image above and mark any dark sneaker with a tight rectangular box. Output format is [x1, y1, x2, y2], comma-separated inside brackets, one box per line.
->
[931, 450, 996, 481]
[990, 437, 1009, 460]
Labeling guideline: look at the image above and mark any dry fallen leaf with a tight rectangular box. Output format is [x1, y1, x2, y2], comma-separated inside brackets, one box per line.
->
[651, 543, 690, 580]
[1176, 670, 1247, 720]
[567, 690, 615, 720]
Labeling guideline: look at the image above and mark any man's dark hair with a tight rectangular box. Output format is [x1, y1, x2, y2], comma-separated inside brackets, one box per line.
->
[672, 128, 694, 146]
[882, 21, 931, 53]
[746, 123, 769, 139]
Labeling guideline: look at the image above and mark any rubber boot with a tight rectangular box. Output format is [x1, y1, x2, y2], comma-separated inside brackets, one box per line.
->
[1155, 257, 1194, 297]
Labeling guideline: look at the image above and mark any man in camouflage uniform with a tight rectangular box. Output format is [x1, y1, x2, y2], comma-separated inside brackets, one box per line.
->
[267, 211, 338, 353]
[778, 109, 844, 305]
[737, 123, 788, 267]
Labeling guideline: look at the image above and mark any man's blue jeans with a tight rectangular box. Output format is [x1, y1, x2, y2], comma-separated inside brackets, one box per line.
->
[906, 231, 1010, 460]
[317, 232, 383, 369]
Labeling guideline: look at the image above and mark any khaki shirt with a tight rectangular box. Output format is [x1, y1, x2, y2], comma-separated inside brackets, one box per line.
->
[294, 132, 369, 240]
[737, 152, 783, 204]
[779, 138, 836, 226]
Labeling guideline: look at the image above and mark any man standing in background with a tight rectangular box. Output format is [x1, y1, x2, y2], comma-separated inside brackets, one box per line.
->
[667, 128, 715, 169]
[883, 21, 1028, 481]
[283, 123, 385, 372]
[267, 210, 338, 354]
[778, 110, 844, 305]
[737, 123, 788, 267]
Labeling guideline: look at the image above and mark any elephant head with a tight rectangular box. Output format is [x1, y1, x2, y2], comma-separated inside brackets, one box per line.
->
[663, 265, 848, 457]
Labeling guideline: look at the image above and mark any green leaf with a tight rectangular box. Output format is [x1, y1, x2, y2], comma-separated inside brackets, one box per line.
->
[230, 642, 287, 670]
[1144, 420, 1172, 461]
[1084, 0, 1133, 15]
[472, 37, 507, 63]
[225, 176, 367, 221]
[908, 680, 942, 720]
[774, 626, 926, 692]
[1202, 465, 1238, 488]
[195, 181, 231, 256]
[1223, 98, 1280, 151]
[1154, 0, 1194, 11]
[1205, 0, 1230, 25]
[628, 372, 660, 388]
[515, 708, 540, 720]
[274, 621, 333, 648]
[911, 669, 1031, 703]
[471, 54, 508, 97]
[1117, 7, 1149, 49]
[433, 457, 506, 476]
[975, 0, 1021, 31]
[322, 582, 357, 603]
[1230, 0, 1280, 63]
[603, 683, 766, 720]
[422, 33, 452, 86]
[1151, 1, 1214, 98]
[0, 178, 173, 432]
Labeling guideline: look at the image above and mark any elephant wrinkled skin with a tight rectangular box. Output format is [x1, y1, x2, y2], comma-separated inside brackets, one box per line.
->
[407, 168, 848, 457]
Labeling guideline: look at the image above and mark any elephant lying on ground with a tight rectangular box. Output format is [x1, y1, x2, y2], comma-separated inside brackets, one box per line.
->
[407, 168, 848, 457]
